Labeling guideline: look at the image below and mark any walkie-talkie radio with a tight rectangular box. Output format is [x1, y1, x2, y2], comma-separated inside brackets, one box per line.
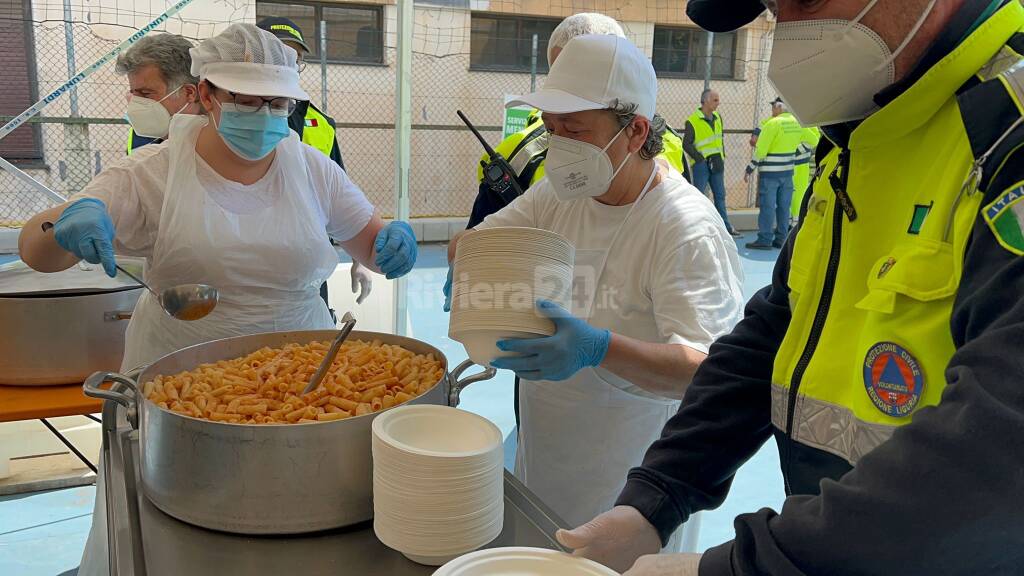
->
[457, 110, 524, 207]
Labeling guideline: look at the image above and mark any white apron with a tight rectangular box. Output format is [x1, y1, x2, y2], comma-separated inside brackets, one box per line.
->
[121, 114, 339, 370]
[79, 115, 339, 576]
[514, 167, 695, 549]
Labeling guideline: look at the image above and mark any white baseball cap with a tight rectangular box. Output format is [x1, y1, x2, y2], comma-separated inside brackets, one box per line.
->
[507, 34, 656, 119]
[190, 23, 309, 100]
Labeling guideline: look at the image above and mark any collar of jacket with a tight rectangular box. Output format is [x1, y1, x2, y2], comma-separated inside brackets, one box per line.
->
[875, 0, 1007, 107]
[849, 0, 1024, 150]
[292, 99, 311, 121]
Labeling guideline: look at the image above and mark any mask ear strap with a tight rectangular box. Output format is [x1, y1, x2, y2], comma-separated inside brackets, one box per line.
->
[842, 0, 881, 34]
[209, 97, 222, 130]
[158, 84, 183, 103]
[601, 123, 629, 153]
[876, 0, 939, 71]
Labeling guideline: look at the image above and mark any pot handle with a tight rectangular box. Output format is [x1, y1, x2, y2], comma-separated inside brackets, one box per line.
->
[448, 359, 497, 407]
[104, 310, 133, 321]
[84, 371, 140, 429]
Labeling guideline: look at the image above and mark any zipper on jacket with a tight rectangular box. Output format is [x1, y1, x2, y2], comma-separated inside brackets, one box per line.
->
[782, 148, 851, 495]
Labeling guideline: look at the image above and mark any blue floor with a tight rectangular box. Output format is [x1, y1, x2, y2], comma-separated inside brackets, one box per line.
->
[0, 486, 95, 576]
[0, 234, 785, 573]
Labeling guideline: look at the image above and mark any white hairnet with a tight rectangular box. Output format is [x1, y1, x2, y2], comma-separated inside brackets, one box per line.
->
[548, 13, 626, 65]
[190, 23, 309, 100]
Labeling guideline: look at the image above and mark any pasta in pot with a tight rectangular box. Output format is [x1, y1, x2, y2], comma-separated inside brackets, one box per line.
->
[141, 339, 445, 425]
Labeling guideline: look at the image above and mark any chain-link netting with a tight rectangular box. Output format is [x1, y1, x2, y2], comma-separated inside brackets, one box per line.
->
[0, 0, 777, 228]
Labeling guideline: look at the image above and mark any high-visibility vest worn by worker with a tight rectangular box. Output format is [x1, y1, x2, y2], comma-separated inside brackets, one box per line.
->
[685, 108, 724, 162]
[298, 104, 337, 158]
[476, 113, 549, 189]
[791, 126, 821, 217]
[125, 126, 160, 155]
[746, 112, 803, 176]
[773, 4, 1024, 477]
[659, 128, 689, 181]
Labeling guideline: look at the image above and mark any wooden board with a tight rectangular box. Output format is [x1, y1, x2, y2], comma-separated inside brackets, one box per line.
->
[0, 383, 102, 423]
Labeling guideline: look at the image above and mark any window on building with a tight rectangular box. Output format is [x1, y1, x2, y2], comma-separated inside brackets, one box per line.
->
[652, 26, 738, 80]
[256, 1, 384, 65]
[470, 14, 559, 73]
[0, 0, 42, 163]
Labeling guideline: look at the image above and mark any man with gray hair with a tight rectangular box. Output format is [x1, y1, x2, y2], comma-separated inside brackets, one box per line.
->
[116, 33, 201, 152]
[684, 88, 740, 236]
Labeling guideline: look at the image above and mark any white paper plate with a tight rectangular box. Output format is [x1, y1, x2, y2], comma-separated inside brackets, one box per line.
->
[372, 405, 502, 459]
[433, 547, 620, 576]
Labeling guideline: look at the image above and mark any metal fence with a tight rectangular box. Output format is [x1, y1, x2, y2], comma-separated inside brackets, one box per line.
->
[0, 0, 775, 228]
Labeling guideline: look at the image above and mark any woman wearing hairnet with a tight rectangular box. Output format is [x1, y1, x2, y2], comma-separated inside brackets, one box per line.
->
[18, 24, 417, 575]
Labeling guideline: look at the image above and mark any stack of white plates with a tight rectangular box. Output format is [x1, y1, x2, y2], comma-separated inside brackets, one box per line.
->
[373, 405, 504, 566]
[433, 547, 620, 575]
[449, 227, 575, 366]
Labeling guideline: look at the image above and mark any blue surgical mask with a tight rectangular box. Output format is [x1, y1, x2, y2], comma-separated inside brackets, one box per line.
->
[213, 101, 290, 160]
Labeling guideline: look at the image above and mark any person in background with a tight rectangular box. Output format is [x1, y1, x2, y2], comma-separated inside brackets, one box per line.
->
[791, 123, 822, 219]
[556, 0, 1024, 574]
[751, 98, 823, 222]
[448, 34, 745, 547]
[684, 89, 740, 236]
[257, 16, 373, 306]
[467, 12, 691, 229]
[119, 34, 202, 153]
[743, 97, 802, 249]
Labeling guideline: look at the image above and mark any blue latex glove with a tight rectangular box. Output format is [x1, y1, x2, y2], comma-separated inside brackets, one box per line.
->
[491, 300, 611, 381]
[53, 198, 117, 277]
[374, 221, 417, 279]
[442, 266, 453, 312]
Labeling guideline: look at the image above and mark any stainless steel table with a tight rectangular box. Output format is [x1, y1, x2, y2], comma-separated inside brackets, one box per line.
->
[101, 395, 569, 576]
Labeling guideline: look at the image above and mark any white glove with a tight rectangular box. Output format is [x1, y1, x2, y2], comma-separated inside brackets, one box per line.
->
[624, 553, 703, 576]
[555, 506, 662, 574]
[350, 262, 373, 304]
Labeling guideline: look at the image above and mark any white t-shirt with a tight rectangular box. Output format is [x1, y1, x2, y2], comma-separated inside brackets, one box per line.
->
[72, 141, 374, 258]
[477, 169, 745, 356]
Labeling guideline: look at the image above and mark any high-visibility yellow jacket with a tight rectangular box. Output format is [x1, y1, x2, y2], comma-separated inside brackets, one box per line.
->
[746, 112, 803, 176]
[617, 3, 1024, 573]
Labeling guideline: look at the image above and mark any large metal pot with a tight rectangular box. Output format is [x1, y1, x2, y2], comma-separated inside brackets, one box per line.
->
[84, 329, 496, 535]
[0, 260, 142, 385]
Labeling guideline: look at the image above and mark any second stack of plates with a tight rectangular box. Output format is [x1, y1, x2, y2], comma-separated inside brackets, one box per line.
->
[449, 227, 575, 366]
[372, 405, 504, 566]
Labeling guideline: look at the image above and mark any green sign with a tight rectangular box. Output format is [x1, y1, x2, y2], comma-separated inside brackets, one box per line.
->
[503, 95, 533, 139]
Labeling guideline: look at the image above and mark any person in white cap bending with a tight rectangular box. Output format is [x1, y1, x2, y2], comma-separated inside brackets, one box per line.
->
[446, 34, 745, 537]
[19, 24, 418, 576]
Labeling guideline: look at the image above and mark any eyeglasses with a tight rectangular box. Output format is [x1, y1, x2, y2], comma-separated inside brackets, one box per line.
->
[216, 89, 296, 117]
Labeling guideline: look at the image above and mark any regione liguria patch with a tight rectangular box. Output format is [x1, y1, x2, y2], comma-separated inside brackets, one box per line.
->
[863, 342, 923, 418]
[984, 182, 1024, 255]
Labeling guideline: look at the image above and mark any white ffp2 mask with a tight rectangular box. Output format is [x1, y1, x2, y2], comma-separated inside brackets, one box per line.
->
[545, 126, 631, 202]
[767, 0, 938, 127]
[125, 86, 188, 138]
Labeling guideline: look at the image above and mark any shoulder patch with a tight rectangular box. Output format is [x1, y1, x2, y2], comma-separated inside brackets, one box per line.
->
[983, 181, 1024, 255]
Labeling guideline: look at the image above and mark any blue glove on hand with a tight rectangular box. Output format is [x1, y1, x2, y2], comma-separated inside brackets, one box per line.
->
[374, 221, 418, 279]
[53, 198, 117, 278]
[490, 300, 611, 381]
[442, 266, 453, 312]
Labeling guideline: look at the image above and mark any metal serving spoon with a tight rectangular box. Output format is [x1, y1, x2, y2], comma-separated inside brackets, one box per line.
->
[303, 312, 358, 395]
[115, 264, 218, 321]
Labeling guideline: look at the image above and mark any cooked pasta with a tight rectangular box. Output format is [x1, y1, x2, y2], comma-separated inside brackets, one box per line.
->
[142, 339, 445, 425]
